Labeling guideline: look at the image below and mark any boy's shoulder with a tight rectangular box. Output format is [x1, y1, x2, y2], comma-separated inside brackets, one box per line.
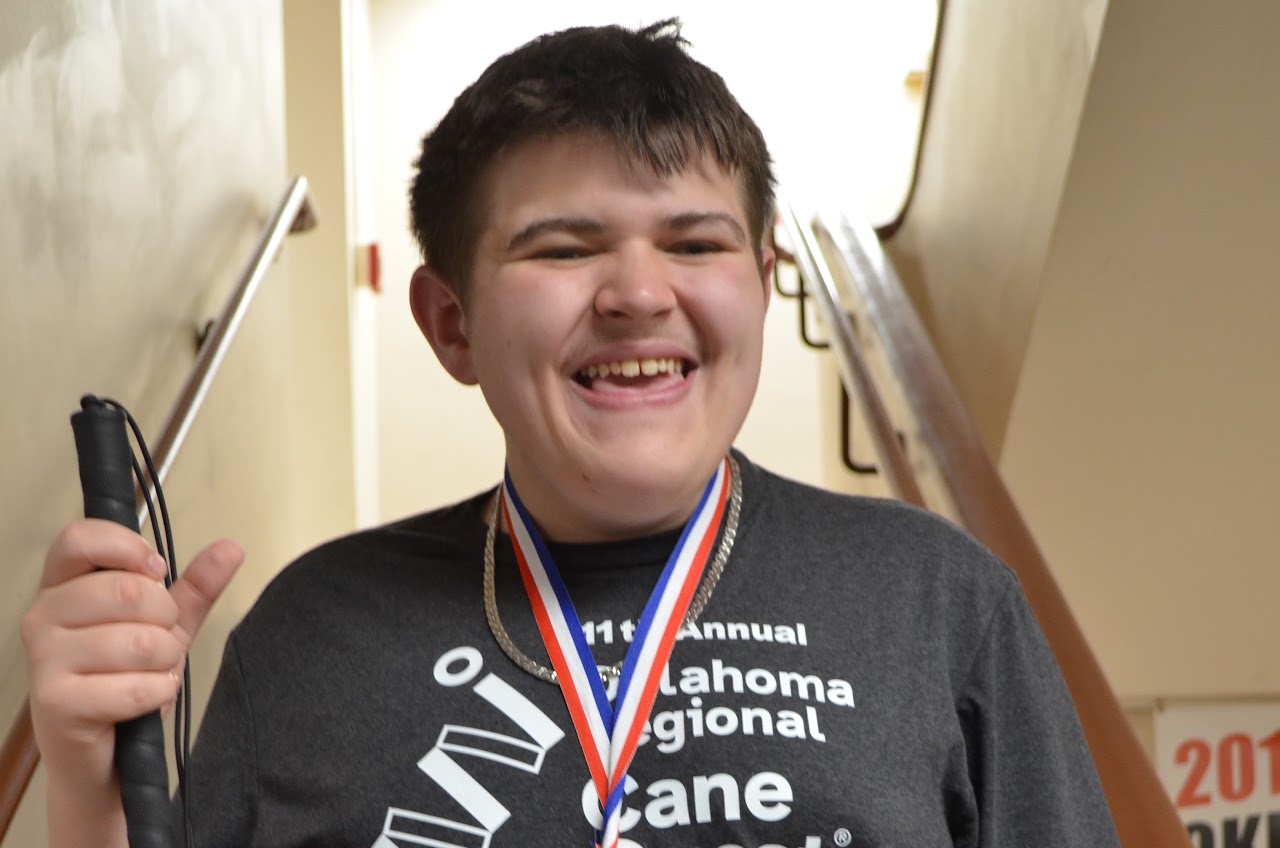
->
[244, 488, 495, 618]
[739, 453, 1019, 596]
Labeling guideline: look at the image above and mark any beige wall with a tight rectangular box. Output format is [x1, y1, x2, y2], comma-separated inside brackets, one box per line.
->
[886, 0, 1108, 456]
[887, 0, 1279, 703]
[0, 2, 324, 843]
[280, 0, 360, 545]
[1000, 0, 1280, 700]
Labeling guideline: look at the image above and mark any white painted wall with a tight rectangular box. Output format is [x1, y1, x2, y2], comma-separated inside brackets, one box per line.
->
[0, 3, 301, 843]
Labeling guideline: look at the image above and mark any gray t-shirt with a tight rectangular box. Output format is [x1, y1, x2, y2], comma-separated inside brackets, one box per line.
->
[181, 454, 1119, 847]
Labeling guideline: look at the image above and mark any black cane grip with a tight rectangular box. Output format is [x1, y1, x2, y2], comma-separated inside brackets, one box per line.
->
[71, 397, 140, 533]
[115, 715, 177, 848]
[70, 396, 178, 848]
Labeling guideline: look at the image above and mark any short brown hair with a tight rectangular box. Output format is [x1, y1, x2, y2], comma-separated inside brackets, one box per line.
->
[408, 18, 775, 300]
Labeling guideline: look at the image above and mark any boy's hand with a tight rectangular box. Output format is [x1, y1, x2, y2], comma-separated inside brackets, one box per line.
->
[21, 519, 243, 830]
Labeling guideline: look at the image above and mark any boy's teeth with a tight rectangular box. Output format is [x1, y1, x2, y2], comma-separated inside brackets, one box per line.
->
[580, 358, 684, 380]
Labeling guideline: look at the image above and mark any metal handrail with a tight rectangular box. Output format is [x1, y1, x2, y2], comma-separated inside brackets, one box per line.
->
[781, 199, 1191, 848]
[0, 176, 315, 841]
[778, 201, 927, 507]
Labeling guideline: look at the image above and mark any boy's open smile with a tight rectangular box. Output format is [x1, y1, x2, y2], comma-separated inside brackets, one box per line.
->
[570, 344, 695, 409]
[573, 356, 689, 388]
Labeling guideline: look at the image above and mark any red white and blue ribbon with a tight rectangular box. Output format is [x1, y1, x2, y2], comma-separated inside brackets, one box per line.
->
[501, 457, 731, 848]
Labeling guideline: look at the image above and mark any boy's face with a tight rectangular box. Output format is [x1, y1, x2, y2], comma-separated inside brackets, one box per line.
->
[413, 133, 773, 542]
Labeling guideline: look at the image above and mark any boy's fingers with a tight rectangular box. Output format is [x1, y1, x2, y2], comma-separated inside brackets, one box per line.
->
[38, 571, 175, 630]
[55, 622, 187, 675]
[170, 539, 244, 642]
[34, 670, 183, 728]
[42, 520, 167, 588]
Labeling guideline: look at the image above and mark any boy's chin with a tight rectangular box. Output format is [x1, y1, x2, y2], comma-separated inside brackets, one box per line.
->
[576, 458, 726, 533]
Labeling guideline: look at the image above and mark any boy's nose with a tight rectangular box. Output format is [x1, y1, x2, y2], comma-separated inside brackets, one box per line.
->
[594, 246, 678, 320]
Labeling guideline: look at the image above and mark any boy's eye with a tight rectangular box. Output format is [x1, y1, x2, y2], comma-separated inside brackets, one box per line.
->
[672, 240, 721, 256]
[531, 245, 591, 260]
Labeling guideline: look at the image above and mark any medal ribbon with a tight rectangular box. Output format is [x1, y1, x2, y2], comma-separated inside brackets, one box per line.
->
[501, 457, 731, 848]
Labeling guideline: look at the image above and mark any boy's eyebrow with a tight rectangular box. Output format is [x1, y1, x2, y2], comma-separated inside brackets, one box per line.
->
[662, 211, 747, 245]
[507, 216, 605, 251]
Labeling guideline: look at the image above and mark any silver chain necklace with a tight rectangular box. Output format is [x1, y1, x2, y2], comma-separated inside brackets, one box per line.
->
[483, 455, 743, 686]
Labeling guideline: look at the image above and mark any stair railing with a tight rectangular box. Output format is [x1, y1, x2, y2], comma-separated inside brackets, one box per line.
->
[0, 176, 315, 840]
[778, 197, 1192, 848]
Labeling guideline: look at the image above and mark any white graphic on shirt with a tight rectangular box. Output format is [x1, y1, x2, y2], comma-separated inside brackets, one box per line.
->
[371, 646, 565, 847]
[372, 633, 848, 847]
[582, 618, 808, 646]
[581, 770, 794, 831]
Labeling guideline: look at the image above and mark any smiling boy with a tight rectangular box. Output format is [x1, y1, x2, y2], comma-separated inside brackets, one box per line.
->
[24, 19, 1120, 848]
[412, 133, 770, 542]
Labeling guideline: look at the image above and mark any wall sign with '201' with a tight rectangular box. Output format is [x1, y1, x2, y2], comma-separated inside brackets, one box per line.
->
[1174, 730, 1280, 807]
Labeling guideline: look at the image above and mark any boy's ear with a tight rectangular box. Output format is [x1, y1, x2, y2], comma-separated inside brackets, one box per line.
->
[759, 245, 776, 308]
[409, 265, 479, 385]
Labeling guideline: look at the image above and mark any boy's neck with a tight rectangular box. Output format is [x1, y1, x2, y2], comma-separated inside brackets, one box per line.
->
[496, 463, 718, 544]
[490, 490, 698, 544]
